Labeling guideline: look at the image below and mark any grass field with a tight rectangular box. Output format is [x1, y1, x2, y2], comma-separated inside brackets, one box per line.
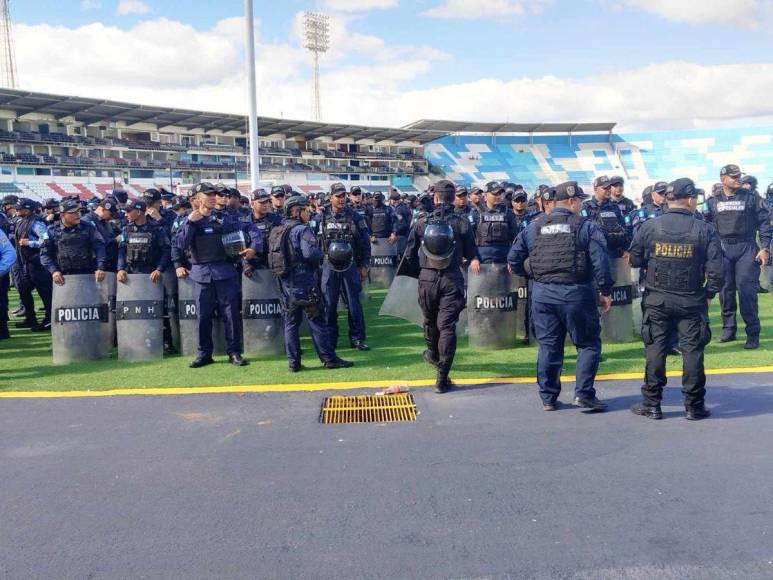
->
[1, 288, 771, 392]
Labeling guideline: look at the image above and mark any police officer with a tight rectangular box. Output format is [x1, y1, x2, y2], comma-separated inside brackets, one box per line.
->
[0, 225, 15, 339]
[469, 186, 483, 213]
[42, 198, 60, 225]
[508, 182, 613, 412]
[117, 199, 175, 353]
[317, 183, 371, 351]
[403, 180, 479, 393]
[472, 183, 520, 266]
[226, 187, 253, 226]
[388, 189, 412, 256]
[160, 188, 176, 210]
[704, 164, 771, 349]
[740, 175, 758, 195]
[629, 178, 724, 421]
[369, 192, 397, 241]
[631, 182, 668, 234]
[269, 185, 287, 214]
[83, 197, 121, 273]
[510, 189, 530, 229]
[144, 188, 176, 234]
[609, 175, 636, 218]
[40, 198, 107, 291]
[245, 188, 282, 274]
[14, 198, 54, 331]
[453, 186, 473, 224]
[272, 195, 353, 371]
[582, 175, 630, 259]
[175, 182, 259, 367]
[766, 183, 773, 207]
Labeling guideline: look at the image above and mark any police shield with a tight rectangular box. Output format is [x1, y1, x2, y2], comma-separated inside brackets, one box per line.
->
[116, 273, 164, 362]
[601, 257, 635, 343]
[177, 276, 227, 356]
[97, 271, 117, 357]
[369, 238, 398, 289]
[52, 274, 109, 364]
[163, 269, 180, 351]
[241, 270, 283, 357]
[467, 263, 517, 348]
[379, 275, 423, 327]
[512, 274, 529, 342]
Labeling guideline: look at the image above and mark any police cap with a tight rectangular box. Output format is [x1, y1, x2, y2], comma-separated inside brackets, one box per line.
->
[373, 191, 385, 201]
[284, 194, 309, 216]
[127, 199, 147, 213]
[160, 190, 175, 201]
[609, 175, 624, 186]
[15, 197, 36, 211]
[112, 189, 129, 203]
[593, 175, 612, 189]
[389, 190, 401, 201]
[350, 186, 363, 195]
[60, 199, 81, 213]
[469, 186, 483, 196]
[652, 181, 669, 194]
[251, 188, 269, 201]
[213, 183, 228, 195]
[143, 188, 161, 202]
[98, 197, 119, 213]
[171, 196, 191, 211]
[512, 190, 528, 202]
[545, 181, 588, 202]
[43, 197, 60, 210]
[329, 182, 347, 195]
[666, 178, 698, 200]
[192, 182, 217, 195]
[226, 187, 240, 198]
[487, 183, 505, 195]
[455, 185, 468, 197]
[2, 194, 19, 206]
[720, 164, 741, 178]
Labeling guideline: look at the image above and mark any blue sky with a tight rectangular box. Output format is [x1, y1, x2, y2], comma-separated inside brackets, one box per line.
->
[10, 1, 773, 129]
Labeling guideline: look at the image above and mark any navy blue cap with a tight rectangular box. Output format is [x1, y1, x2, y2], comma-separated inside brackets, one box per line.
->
[251, 188, 270, 201]
[127, 200, 147, 212]
[652, 181, 669, 194]
[143, 188, 161, 202]
[98, 197, 119, 213]
[609, 175, 624, 186]
[15, 197, 36, 211]
[512, 190, 528, 201]
[544, 181, 588, 202]
[350, 186, 363, 195]
[227, 187, 241, 198]
[61, 198, 81, 213]
[329, 182, 347, 195]
[43, 198, 60, 210]
[389, 190, 401, 200]
[666, 178, 698, 200]
[720, 164, 741, 178]
[593, 175, 611, 189]
[192, 182, 217, 195]
[2, 194, 19, 206]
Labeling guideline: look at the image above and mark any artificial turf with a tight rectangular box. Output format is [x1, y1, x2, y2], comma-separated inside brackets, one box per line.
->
[0, 289, 771, 392]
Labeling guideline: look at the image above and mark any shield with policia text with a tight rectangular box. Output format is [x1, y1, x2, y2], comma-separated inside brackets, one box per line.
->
[97, 271, 117, 357]
[379, 253, 423, 327]
[601, 257, 635, 343]
[52, 274, 109, 364]
[467, 262, 517, 348]
[369, 238, 398, 289]
[241, 270, 284, 357]
[116, 273, 164, 362]
[177, 275, 228, 356]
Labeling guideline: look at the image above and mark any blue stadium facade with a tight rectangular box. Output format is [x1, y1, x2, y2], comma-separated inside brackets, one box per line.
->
[425, 126, 773, 198]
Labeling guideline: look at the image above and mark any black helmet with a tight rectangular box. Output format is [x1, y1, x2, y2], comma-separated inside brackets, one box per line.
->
[327, 240, 354, 272]
[740, 175, 758, 189]
[284, 194, 309, 217]
[767, 183, 773, 196]
[421, 222, 456, 270]
[43, 198, 59, 210]
[2, 194, 19, 207]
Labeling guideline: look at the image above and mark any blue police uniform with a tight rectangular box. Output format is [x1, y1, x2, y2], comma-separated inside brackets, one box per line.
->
[15, 209, 54, 327]
[390, 200, 413, 255]
[318, 206, 371, 348]
[176, 212, 260, 362]
[83, 211, 121, 272]
[40, 221, 107, 275]
[581, 197, 630, 259]
[0, 228, 16, 338]
[117, 221, 171, 274]
[474, 204, 520, 264]
[369, 202, 396, 239]
[509, 194, 613, 408]
[246, 212, 283, 272]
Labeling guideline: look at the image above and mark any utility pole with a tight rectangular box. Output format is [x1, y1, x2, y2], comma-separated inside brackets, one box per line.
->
[304, 12, 330, 122]
[245, 0, 260, 191]
[0, 0, 18, 89]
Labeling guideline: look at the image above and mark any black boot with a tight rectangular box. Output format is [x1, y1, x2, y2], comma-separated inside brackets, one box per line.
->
[718, 330, 736, 343]
[422, 349, 439, 368]
[630, 401, 663, 420]
[685, 406, 711, 421]
[434, 369, 452, 394]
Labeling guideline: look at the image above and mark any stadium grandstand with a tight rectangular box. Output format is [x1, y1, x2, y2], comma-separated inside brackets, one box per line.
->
[0, 88, 771, 203]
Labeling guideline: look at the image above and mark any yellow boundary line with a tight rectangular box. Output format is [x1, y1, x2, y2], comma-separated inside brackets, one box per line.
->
[2, 366, 772, 399]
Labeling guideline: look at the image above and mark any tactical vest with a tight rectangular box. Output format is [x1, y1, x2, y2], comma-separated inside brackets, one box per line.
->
[529, 213, 590, 284]
[596, 208, 627, 248]
[57, 225, 94, 274]
[126, 230, 155, 268]
[712, 193, 754, 240]
[371, 206, 388, 235]
[322, 211, 359, 262]
[191, 219, 227, 264]
[16, 217, 42, 261]
[645, 220, 704, 293]
[475, 210, 510, 247]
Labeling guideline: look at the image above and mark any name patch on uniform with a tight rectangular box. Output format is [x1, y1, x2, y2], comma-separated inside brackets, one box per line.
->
[609, 285, 633, 306]
[55, 304, 109, 324]
[371, 255, 397, 268]
[474, 293, 517, 311]
[116, 300, 163, 320]
[655, 242, 694, 258]
[483, 214, 505, 222]
[204, 227, 214, 234]
[326, 223, 345, 230]
[540, 224, 571, 235]
[242, 299, 282, 319]
[716, 200, 745, 212]
[600, 211, 618, 219]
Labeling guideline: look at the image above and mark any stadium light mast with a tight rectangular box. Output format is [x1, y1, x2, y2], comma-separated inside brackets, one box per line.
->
[244, 0, 260, 190]
[0, 0, 18, 89]
[304, 12, 329, 122]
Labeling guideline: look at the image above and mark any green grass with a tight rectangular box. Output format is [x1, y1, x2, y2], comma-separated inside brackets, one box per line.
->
[1, 289, 771, 392]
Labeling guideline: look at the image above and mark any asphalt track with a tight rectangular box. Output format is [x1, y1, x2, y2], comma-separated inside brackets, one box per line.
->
[2, 372, 772, 579]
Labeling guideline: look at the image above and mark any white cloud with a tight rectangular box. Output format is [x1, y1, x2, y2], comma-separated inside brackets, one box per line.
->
[607, 0, 771, 28]
[116, 0, 150, 15]
[322, 0, 398, 11]
[422, 0, 552, 19]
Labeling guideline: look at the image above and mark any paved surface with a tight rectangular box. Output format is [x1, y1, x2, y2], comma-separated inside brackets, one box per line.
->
[1, 373, 773, 579]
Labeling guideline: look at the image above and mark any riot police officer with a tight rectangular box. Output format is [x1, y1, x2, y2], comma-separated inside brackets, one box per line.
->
[472, 183, 520, 266]
[348, 186, 372, 232]
[704, 164, 771, 349]
[271, 195, 353, 371]
[629, 178, 724, 420]
[175, 182, 260, 367]
[318, 182, 371, 351]
[510, 189, 530, 229]
[14, 198, 54, 331]
[403, 180, 479, 393]
[508, 182, 613, 412]
[42, 198, 60, 225]
[453, 186, 473, 224]
[40, 198, 107, 293]
[117, 199, 174, 353]
[143, 188, 176, 234]
[369, 192, 397, 241]
[83, 197, 121, 273]
[582, 175, 630, 259]
[609, 175, 636, 218]
[631, 182, 668, 234]
[389, 189, 412, 256]
[269, 185, 287, 214]
[245, 188, 282, 274]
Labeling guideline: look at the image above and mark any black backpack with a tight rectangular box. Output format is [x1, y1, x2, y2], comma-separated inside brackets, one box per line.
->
[268, 222, 296, 277]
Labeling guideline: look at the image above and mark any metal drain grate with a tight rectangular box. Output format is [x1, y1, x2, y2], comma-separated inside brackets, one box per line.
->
[320, 394, 418, 424]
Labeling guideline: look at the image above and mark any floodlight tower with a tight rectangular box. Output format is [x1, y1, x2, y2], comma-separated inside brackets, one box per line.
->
[303, 12, 329, 122]
[0, 0, 18, 89]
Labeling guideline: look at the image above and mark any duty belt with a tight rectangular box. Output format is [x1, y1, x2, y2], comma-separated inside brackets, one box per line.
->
[721, 236, 754, 245]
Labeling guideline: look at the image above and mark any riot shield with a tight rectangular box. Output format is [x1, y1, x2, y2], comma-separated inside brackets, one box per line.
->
[116, 273, 164, 362]
[96, 272, 117, 357]
[241, 270, 284, 357]
[761, 263, 771, 292]
[177, 276, 227, 356]
[601, 257, 635, 343]
[512, 274, 529, 343]
[52, 274, 109, 364]
[466, 263, 517, 348]
[369, 238, 398, 289]
[163, 269, 180, 351]
[379, 275, 423, 327]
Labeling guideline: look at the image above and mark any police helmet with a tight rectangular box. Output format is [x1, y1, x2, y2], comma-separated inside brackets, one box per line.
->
[421, 222, 456, 270]
[283, 194, 309, 217]
[327, 240, 354, 272]
[112, 189, 129, 204]
[740, 175, 758, 189]
[2, 194, 19, 207]
[768, 183, 773, 196]
[43, 198, 59, 210]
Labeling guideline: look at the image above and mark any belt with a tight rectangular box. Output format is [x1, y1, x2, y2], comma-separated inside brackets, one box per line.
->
[721, 237, 754, 245]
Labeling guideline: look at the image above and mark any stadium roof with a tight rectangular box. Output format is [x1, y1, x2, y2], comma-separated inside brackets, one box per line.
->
[402, 120, 617, 134]
[0, 88, 444, 144]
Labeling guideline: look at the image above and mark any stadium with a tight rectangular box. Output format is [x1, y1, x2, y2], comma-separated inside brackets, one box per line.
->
[2, 1, 773, 578]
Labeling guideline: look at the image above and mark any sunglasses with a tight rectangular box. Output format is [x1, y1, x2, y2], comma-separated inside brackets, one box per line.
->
[514, 198, 527, 202]
[272, 193, 285, 198]
[350, 192, 362, 196]
[256, 199, 270, 204]
[333, 192, 346, 198]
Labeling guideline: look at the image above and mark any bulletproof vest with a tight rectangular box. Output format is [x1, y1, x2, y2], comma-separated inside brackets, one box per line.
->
[268, 221, 297, 277]
[529, 213, 590, 284]
[475, 209, 511, 247]
[191, 219, 227, 264]
[57, 225, 93, 274]
[253, 217, 274, 264]
[126, 230, 154, 268]
[712, 192, 754, 239]
[595, 207, 627, 248]
[322, 211, 357, 260]
[371, 206, 388, 235]
[645, 219, 704, 293]
[16, 217, 41, 260]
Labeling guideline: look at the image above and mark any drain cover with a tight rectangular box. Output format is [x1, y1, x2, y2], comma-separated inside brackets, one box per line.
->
[320, 393, 417, 424]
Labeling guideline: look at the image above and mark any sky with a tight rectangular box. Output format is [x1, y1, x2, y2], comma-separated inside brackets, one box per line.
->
[10, 0, 773, 131]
